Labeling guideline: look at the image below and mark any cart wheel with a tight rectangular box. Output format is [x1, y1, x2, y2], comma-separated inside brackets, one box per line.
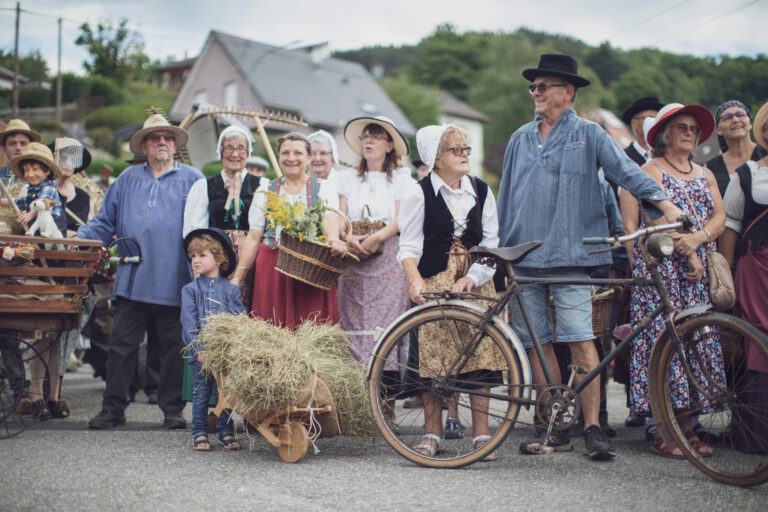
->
[277, 420, 309, 463]
[0, 335, 49, 439]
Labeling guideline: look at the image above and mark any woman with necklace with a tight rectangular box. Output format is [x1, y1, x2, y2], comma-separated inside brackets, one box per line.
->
[706, 100, 767, 197]
[233, 132, 347, 329]
[620, 103, 726, 458]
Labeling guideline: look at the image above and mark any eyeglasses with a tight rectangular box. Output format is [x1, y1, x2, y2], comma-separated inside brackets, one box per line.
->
[222, 145, 248, 155]
[670, 123, 700, 135]
[633, 115, 655, 121]
[446, 146, 472, 157]
[528, 82, 568, 94]
[719, 110, 747, 123]
[358, 133, 390, 142]
[311, 150, 332, 158]
[146, 132, 175, 143]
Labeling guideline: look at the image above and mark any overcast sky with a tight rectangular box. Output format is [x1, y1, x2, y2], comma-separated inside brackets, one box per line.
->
[1, 0, 766, 75]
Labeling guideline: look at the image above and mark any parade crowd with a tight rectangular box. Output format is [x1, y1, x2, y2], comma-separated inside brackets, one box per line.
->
[2, 52, 767, 462]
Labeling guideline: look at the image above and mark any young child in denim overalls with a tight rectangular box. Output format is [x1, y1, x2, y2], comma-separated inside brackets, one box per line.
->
[181, 227, 244, 451]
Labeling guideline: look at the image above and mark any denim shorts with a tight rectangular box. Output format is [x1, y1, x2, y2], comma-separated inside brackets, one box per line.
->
[507, 267, 594, 349]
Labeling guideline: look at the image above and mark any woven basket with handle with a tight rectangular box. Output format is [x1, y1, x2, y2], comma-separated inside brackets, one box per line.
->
[275, 207, 358, 290]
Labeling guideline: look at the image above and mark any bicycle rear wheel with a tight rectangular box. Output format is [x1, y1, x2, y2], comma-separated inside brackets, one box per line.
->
[369, 306, 523, 468]
[650, 312, 768, 486]
[0, 335, 50, 439]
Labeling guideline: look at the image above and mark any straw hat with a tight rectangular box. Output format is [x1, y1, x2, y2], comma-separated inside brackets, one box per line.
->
[10, 142, 60, 180]
[0, 119, 42, 145]
[344, 116, 409, 157]
[753, 102, 768, 150]
[645, 103, 715, 149]
[47, 137, 92, 174]
[129, 113, 188, 154]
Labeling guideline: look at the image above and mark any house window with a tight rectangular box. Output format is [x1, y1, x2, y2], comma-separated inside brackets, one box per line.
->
[193, 89, 207, 105]
[224, 81, 238, 107]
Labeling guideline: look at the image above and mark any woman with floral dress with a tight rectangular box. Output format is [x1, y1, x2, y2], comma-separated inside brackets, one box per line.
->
[621, 103, 726, 457]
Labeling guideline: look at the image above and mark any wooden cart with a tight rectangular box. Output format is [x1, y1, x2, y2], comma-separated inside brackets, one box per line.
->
[213, 377, 337, 463]
[0, 234, 101, 438]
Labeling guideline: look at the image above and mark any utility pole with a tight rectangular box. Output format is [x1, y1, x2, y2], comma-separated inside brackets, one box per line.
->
[57, 17, 62, 122]
[12, 2, 20, 118]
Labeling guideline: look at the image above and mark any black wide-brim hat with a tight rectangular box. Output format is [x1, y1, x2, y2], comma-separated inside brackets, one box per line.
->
[522, 54, 591, 88]
[184, 227, 237, 278]
[621, 96, 665, 125]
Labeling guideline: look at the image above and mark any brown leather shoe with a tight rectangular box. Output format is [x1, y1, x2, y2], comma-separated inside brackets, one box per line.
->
[163, 412, 187, 429]
[88, 410, 126, 429]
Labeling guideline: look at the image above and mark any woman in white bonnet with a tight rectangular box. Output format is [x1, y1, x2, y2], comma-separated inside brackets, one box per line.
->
[396, 123, 505, 460]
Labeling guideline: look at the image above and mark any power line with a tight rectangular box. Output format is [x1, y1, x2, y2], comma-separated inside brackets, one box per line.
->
[650, 0, 762, 46]
[607, 0, 691, 37]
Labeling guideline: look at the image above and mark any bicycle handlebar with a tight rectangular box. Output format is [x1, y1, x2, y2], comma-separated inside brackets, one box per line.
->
[582, 217, 692, 247]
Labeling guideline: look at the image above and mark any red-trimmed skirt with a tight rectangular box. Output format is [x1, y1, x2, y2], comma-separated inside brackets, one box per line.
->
[251, 243, 339, 330]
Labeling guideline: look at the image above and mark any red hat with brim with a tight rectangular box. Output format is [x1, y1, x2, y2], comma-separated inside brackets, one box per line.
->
[646, 103, 715, 148]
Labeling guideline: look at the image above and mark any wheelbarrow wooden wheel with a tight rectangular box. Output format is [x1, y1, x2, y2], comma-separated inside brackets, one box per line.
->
[277, 420, 309, 463]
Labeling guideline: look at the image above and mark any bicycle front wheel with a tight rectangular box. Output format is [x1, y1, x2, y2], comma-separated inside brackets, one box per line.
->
[650, 312, 768, 486]
[369, 306, 523, 468]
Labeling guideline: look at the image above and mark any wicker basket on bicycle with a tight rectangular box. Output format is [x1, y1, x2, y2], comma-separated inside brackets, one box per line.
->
[275, 207, 358, 290]
[591, 287, 615, 338]
[351, 204, 385, 236]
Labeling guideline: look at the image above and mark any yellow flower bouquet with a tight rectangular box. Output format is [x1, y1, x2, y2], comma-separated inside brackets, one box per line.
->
[262, 190, 327, 243]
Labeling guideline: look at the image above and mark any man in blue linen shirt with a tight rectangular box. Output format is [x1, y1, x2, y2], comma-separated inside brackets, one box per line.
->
[498, 54, 684, 460]
[76, 112, 203, 429]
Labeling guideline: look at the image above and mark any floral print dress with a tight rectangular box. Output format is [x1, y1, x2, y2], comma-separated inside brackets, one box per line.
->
[628, 167, 725, 416]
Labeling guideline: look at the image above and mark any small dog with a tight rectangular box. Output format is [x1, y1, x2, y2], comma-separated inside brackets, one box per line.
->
[26, 198, 63, 250]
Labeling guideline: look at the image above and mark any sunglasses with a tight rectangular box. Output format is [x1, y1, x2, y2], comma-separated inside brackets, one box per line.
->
[670, 123, 700, 135]
[146, 132, 176, 143]
[446, 146, 472, 157]
[528, 82, 568, 94]
[719, 110, 747, 123]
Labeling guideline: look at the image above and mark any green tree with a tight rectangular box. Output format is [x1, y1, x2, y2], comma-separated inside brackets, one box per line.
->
[0, 49, 49, 81]
[75, 18, 147, 85]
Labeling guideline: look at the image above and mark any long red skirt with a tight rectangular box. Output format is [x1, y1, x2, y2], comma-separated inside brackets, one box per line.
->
[251, 243, 339, 331]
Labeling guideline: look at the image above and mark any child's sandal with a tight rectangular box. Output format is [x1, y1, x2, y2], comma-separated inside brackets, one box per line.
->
[48, 400, 70, 419]
[193, 435, 212, 451]
[220, 434, 240, 451]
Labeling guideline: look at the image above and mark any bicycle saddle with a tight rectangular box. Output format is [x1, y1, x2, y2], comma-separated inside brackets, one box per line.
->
[469, 241, 542, 264]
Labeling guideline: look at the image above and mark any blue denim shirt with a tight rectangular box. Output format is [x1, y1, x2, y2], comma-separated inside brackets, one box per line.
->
[76, 162, 204, 306]
[15, 178, 66, 236]
[0, 166, 13, 185]
[180, 275, 245, 358]
[497, 108, 668, 269]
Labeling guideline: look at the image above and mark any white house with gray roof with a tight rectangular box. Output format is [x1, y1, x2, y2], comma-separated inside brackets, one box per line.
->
[170, 30, 415, 166]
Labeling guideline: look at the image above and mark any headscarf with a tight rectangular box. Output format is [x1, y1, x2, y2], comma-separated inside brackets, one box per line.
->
[307, 129, 339, 163]
[714, 100, 751, 153]
[416, 124, 450, 172]
[216, 125, 253, 161]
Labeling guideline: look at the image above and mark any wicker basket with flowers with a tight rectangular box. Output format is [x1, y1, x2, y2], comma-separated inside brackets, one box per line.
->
[262, 191, 357, 290]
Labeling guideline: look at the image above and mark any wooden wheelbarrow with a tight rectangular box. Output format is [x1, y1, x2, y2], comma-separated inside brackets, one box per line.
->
[212, 374, 338, 463]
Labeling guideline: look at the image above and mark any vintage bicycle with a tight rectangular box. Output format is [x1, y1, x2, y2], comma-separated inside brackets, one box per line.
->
[367, 219, 768, 487]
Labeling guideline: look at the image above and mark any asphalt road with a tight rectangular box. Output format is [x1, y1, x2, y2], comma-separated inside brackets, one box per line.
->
[1, 367, 766, 512]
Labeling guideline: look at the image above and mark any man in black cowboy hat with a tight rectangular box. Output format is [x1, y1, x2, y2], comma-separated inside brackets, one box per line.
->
[621, 96, 664, 167]
[497, 54, 684, 460]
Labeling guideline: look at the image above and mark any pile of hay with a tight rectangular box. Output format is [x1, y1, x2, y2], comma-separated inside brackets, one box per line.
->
[70, 172, 106, 216]
[197, 314, 378, 438]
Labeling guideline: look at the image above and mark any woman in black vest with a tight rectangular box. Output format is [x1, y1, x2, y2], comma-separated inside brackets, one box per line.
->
[720, 102, 768, 451]
[398, 124, 505, 460]
[706, 100, 767, 197]
[183, 125, 267, 309]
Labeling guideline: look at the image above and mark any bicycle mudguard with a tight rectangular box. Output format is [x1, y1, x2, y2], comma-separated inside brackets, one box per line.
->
[647, 305, 712, 446]
[366, 299, 533, 400]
